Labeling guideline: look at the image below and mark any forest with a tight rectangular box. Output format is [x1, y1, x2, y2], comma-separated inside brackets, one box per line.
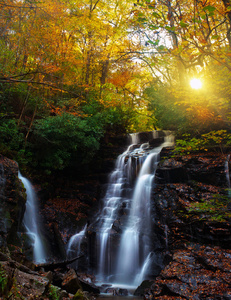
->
[1, 0, 231, 173]
[1, 1, 231, 299]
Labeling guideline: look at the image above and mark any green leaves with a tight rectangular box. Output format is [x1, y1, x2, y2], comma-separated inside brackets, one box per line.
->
[0, 119, 24, 152]
[203, 5, 216, 14]
[179, 21, 189, 28]
[147, 39, 159, 46]
[174, 131, 231, 155]
[188, 194, 231, 222]
[32, 112, 105, 170]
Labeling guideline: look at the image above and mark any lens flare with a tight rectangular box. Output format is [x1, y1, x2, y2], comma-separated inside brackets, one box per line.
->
[190, 78, 202, 89]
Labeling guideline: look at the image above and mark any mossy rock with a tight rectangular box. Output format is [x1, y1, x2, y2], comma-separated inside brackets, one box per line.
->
[73, 289, 88, 300]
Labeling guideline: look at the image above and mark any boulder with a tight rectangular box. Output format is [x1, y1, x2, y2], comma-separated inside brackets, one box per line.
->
[62, 269, 81, 294]
[0, 256, 67, 299]
[134, 280, 155, 296]
[61, 269, 100, 295]
[78, 278, 100, 294]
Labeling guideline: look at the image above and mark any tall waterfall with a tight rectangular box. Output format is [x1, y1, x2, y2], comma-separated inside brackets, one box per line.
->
[19, 172, 47, 263]
[93, 131, 174, 286]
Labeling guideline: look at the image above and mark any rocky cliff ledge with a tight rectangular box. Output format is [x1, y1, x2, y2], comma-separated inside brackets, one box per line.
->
[0, 155, 26, 252]
[138, 151, 231, 299]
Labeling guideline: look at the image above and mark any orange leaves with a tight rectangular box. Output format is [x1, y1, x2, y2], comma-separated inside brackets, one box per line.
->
[108, 70, 131, 88]
[44, 197, 88, 222]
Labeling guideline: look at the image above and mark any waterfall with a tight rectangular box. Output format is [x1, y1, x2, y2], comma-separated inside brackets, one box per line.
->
[115, 151, 159, 285]
[67, 224, 87, 257]
[225, 155, 231, 200]
[19, 172, 47, 263]
[225, 155, 230, 188]
[93, 131, 174, 286]
[65, 131, 174, 287]
[67, 224, 87, 263]
[96, 145, 134, 280]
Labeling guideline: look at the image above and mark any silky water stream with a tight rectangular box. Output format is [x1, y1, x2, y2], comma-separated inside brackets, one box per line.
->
[67, 131, 174, 293]
[19, 172, 47, 263]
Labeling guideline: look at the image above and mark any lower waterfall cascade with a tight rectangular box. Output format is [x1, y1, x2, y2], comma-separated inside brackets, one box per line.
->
[67, 130, 174, 289]
[19, 172, 47, 263]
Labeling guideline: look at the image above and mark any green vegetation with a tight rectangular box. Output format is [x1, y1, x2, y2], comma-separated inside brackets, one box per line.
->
[47, 284, 60, 300]
[73, 289, 88, 300]
[0, 265, 8, 296]
[174, 130, 231, 155]
[0, 264, 22, 299]
[0, 0, 231, 174]
[188, 193, 231, 222]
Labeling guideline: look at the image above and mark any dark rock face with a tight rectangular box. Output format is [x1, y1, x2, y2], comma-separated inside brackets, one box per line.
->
[36, 135, 129, 262]
[141, 151, 231, 299]
[144, 244, 231, 299]
[154, 152, 231, 250]
[0, 155, 26, 251]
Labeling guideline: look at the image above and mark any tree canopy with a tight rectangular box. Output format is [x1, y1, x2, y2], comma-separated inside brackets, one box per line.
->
[1, 0, 231, 172]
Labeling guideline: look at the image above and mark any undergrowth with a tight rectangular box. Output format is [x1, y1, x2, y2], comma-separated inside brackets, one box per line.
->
[188, 192, 231, 222]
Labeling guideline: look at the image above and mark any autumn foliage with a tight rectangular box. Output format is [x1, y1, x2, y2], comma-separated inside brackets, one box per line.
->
[0, 0, 231, 171]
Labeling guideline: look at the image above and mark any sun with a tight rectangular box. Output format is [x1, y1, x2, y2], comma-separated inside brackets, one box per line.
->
[190, 78, 202, 89]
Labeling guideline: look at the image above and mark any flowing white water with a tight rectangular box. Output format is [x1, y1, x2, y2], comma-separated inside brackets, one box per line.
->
[67, 224, 87, 259]
[95, 132, 174, 286]
[65, 131, 174, 288]
[115, 150, 160, 285]
[19, 172, 47, 263]
[225, 154, 230, 188]
[96, 145, 135, 280]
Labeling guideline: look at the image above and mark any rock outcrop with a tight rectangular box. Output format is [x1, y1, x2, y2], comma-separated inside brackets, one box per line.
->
[0, 251, 99, 299]
[0, 155, 26, 252]
[143, 244, 231, 299]
[138, 151, 231, 299]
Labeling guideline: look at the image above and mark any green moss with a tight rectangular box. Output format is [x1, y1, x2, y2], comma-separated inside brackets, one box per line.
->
[0, 264, 8, 296]
[73, 289, 88, 300]
[188, 192, 231, 222]
[47, 284, 60, 300]
[0, 264, 23, 299]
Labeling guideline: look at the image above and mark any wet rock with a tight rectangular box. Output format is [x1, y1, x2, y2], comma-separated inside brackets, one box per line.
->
[118, 288, 128, 296]
[53, 270, 65, 287]
[0, 155, 26, 251]
[144, 244, 231, 299]
[143, 150, 231, 299]
[61, 269, 100, 295]
[45, 270, 53, 283]
[157, 153, 228, 186]
[149, 137, 165, 147]
[105, 287, 119, 295]
[0, 258, 70, 299]
[134, 280, 154, 296]
[103, 287, 128, 296]
[99, 283, 112, 293]
[78, 278, 100, 294]
[62, 268, 81, 294]
[73, 289, 92, 300]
